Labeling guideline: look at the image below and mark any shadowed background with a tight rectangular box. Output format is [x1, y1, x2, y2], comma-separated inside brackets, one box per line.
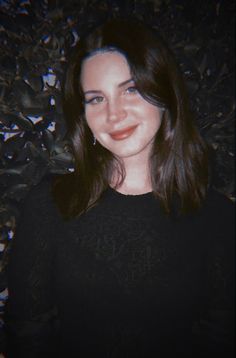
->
[0, 0, 235, 350]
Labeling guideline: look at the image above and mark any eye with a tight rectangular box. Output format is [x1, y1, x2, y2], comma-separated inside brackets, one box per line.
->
[125, 86, 138, 94]
[84, 96, 104, 105]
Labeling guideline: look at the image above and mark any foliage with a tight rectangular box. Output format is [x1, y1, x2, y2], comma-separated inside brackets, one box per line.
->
[0, 0, 235, 349]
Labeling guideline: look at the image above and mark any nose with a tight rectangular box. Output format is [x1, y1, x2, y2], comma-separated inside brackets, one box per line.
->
[107, 98, 127, 123]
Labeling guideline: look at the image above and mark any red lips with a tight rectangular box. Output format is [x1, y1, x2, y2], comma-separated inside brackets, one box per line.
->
[109, 125, 138, 140]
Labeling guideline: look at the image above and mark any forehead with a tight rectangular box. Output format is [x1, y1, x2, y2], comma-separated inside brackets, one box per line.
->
[80, 51, 131, 88]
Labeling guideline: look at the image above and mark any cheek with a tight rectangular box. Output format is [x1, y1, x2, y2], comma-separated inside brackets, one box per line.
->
[85, 110, 99, 132]
[85, 117, 107, 141]
[133, 98, 160, 116]
[140, 103, 162, 124]
[85, 118, 96, 136]
[85, 106, 105, 127]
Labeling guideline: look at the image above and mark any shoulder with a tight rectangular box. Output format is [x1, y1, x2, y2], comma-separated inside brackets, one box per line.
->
[21, 176, 55, 208]
[10, 176, 65, 263]
[201, 189, 235, 225]
[196, 189, 235, 248]
[178, 189, 235, 243]
[18, 175, 64, 224]
[51, 172, 78, 219]
[204, 188, 234, 210]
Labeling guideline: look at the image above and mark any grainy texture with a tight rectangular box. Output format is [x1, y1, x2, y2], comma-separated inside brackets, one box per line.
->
[0, 0, 235, 351]
[5, 179, 235, 356]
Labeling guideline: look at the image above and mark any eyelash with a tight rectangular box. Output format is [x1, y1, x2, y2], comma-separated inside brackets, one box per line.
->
[125, 86, 138, 94]
[84, 96, 104, 105]
[84, 86, 138, 105]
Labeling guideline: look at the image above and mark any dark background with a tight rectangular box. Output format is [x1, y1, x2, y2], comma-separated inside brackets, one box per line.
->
[0, 0, 235, 350]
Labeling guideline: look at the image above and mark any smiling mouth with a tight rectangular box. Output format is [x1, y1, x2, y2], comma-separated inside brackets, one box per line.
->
[109, 125, 138, 141]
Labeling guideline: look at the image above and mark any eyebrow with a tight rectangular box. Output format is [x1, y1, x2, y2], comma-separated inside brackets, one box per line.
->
[83, 78, 134, 95]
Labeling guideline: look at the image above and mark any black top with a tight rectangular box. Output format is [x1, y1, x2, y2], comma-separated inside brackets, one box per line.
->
[5, 178, 235, 357]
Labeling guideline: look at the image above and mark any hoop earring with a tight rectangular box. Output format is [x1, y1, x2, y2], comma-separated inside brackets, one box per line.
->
[93, 135, 96, 146]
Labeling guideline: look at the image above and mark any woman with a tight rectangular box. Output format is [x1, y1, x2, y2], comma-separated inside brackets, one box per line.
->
[5, 18, 235, 357]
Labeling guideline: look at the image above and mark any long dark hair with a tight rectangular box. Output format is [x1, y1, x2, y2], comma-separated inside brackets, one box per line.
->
[53, 17, 209, 218]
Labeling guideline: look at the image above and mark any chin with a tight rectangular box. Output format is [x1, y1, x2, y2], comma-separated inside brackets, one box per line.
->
[109, 147, 149, 160]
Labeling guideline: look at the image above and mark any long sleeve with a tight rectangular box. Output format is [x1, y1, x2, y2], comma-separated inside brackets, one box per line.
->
[4, 179, 60, 357]
[192, 191, 235, 356]
[4, 182, 235, 357]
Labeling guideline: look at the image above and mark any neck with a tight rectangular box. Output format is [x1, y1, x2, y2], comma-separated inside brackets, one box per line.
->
[111, 155, 152, 195]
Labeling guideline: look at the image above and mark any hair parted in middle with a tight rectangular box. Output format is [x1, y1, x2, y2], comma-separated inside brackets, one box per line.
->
[53, 17, 209, 219]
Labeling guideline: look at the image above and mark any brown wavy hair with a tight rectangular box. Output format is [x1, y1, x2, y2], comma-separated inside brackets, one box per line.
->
[53, 17, 209, 218]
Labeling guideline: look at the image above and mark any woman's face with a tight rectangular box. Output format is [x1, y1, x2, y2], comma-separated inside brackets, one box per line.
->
[80, 51, 162, 161]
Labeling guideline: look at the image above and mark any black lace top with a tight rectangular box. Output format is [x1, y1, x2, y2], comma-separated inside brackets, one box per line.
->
[5, 178, 235, 357]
